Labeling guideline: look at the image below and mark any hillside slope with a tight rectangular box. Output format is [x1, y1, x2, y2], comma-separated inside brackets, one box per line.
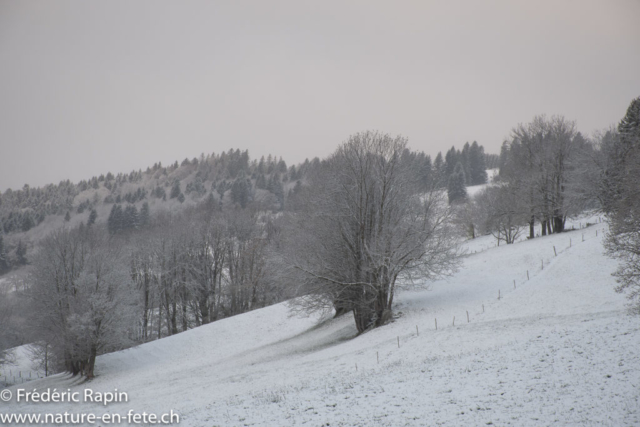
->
[3, 214, 639, 426]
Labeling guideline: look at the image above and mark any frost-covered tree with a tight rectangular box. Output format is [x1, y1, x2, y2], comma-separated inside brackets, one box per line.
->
[139, 202, 150, 227]
[87, 208, 97, 226]
[28, 341, 57, 377]
[107, 204, 124, 234]
[123, 204, 139, 230]
[502, 115, 579, 236]
[170, 180, 181, 199]
[433, 152, 445, 187]
[448, 162, 468, 204]
[28, 226, 137, 378]
[230, 176, 251, 208]
[216, 181, 227, 201]
[468, 141, 488, 185]
[279, 132, 460, 332]
[603, 96, 640, 313]
[475, 185, 527, 245]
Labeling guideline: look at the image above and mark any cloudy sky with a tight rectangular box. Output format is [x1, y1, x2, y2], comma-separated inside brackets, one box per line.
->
[1, 0, 639, 191]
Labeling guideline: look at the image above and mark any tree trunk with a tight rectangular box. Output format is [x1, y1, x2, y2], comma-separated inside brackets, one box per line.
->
[333, 300, 352, 317]
[181, 299, 188, 332]
[199, 296, 210, 325]
[157, 300, 163, 339]
[353, 305, 375, 333]
[85, 345, 97, 379]
[142, 287, 149, 340]
[529, 216, 535, 239]
[553, 211, 564, 233]
[171, 301, 178, 335]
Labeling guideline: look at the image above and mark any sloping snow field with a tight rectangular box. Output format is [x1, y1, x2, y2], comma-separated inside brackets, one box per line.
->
[3, 213, 639, 426]
[0, 345, 45, 387]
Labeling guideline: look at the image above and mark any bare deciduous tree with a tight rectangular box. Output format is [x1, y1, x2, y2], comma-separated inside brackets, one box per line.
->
[474, 185, 527, 245]
[279, 132, 460, 333]
[28, 227, 137, 378]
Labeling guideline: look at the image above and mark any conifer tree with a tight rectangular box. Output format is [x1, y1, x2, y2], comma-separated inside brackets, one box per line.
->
[433, 152, 445, 187]
[15, 239, 27, 265]
[498, 141, 509, 176]
[216, 181, 227, 201]
[22, 213, 35, 231]
[87, 209, 97, 226]
[170, 180, 181, 199]
[277, 158, 287, 173]
[461, 142, 471, 179]
[448, 162, 468, 204]
[139, 202, 150, 227]
[419, 155, 432, 189]
[468, 141, 488, 185]
[231, 178, 250, 208]
[107, 204, 124, 234]
[204, 193, 216, 211]
[123, 205, 139, 230]
[444, 146, 459, 177]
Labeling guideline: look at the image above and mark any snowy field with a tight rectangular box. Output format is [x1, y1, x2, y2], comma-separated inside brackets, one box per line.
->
[3, 212, 639, 426]
[0, 345, 45, 387]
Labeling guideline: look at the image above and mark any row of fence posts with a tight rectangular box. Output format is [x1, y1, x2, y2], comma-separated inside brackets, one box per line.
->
[360, 225, 605, 370]
[0, 370, 40, 385]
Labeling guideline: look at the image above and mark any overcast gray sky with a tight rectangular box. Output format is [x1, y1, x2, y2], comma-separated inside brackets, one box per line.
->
[1, 0, 639, 191]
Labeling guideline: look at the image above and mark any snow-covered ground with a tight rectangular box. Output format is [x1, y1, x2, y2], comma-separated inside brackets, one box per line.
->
[0, 345, 44, 387]
[3, 212, 639, 426]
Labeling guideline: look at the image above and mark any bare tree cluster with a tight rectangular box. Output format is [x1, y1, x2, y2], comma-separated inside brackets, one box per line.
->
[129, 205, 282, 342]
[500, 115, 584, 237]
[23, 199, 285, 379]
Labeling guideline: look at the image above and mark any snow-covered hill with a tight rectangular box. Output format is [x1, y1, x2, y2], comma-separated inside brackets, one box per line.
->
[3, 213, 639, 426]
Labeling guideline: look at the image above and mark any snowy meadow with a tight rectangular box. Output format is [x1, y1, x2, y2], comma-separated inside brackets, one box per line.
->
[2, 209, 638, 426]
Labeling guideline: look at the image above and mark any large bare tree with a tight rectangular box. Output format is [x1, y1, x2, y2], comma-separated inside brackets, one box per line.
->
[281, 132, 460, 333]
[28, 226, 137, 378]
